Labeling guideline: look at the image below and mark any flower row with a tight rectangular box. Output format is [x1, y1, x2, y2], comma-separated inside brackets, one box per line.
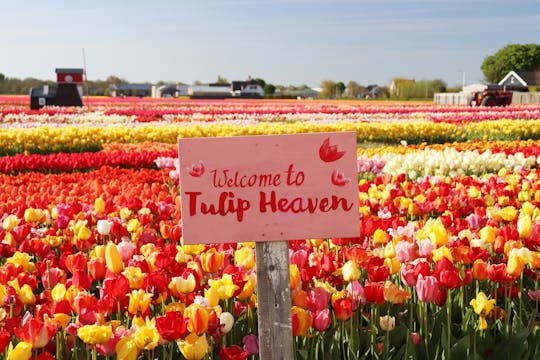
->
[3, 120, 540, 156]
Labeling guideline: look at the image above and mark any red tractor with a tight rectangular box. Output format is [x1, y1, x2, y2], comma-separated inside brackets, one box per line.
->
[469, 89, 513, 107]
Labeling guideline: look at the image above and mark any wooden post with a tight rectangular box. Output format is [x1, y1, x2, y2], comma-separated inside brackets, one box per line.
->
[255, 241, 294, 360]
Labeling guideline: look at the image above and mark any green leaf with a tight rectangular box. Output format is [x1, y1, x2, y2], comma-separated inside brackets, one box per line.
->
[450, 335, 469, 359]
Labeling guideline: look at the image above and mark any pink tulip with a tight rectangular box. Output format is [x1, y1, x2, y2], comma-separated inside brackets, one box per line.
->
[346, 280, 366, 310]
[416, 274, 439, 303]
[400, 263, 417, 287]
[307, 287, 331, 313]
[242, 334, 259, 355]
[312, 308, 332, 332]
[410, 332, 421, 346]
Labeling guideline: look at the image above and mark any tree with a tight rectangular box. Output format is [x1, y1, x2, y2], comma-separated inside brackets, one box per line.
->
[263, 83, 276, 97]
[319, 80, 336, 99]
[334, 82, 345, 98]
[346, 81, 362, 98]
[216, 75, 228, 84]
[481, 43, 540, 83]
[254, 78, 266, 88]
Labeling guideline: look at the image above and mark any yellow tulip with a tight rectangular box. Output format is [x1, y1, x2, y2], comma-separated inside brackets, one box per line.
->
[126, 218, 141, 234]
[2, 214, 20, 231]
[384, 241, 396, 258]
[204, 286, 221, 308]
[177, 333, 209, 360]
[19, 284, 36, 305]
[517, 213, 532, 239]
[342, 260, 360, 282]
[236, 275, 256, 301]
[289, 264, 301, 290]
[429, 219, 448, 246]
[373, 229, 388, 244]
[77, 324, 113, 345]
[105, 241, 124, 274]
[432, 246, 453, 263]
[234, 246, 255, 270]
[7, 341, 32, 360]
[128, 289, 152, 315]
[123, 266, 144, 289]
[116, 337, 138, 360]
[94, 197, 106, 214]
[133, 325, 160, 350]
[208, 274, 239, 300]
[52, 313, 72, 329]
[119, 207, 132, 220]
[0, 284, 6, 307]
[384, 257, 401, 275]
[171, 273, 196, 294]
[507, 252, 527, 277]
[479, 226, 497, 245]
[24, 208, 43, 223]
[470, 292, 496, 330]
[7, 251, 35, 272]
[77, 224, 92, 241]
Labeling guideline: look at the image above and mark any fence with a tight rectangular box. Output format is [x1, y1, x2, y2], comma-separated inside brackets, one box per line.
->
[434, 92, 540, 106]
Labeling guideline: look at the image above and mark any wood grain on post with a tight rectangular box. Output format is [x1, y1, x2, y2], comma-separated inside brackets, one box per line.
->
[255, 241, 294, 360]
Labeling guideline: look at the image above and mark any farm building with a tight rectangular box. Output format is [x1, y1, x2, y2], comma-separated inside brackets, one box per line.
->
[29, 68, 84, 109]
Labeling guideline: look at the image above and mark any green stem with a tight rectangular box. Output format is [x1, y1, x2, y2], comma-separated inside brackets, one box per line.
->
[447, 290, 452, 360]
[423, 302, 430, 360]
[519, 274, 523, 325]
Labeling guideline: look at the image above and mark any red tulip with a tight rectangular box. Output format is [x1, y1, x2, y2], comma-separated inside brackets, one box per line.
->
[333, 297, 353, 321]
[364, 281, 385, 304]
[14, 313, 57, 349]
[0, 330, 10, 353]
[219, 345, 247, 360]
[155, 311, 188, 341]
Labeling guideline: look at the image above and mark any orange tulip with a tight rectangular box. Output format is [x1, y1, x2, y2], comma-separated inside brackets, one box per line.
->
[200, 248, 225, 273]
[184, 304, 209, 335]
[291, 306, 312, 336]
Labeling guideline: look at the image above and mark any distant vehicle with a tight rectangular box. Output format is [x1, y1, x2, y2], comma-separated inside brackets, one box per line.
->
[469, 89, 513, 107]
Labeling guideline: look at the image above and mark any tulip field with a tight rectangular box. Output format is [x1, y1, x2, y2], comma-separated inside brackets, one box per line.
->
[3, 94, 540, 359]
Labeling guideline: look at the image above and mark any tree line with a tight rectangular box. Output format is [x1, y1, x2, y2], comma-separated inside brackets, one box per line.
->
[2, 43, 538, 98]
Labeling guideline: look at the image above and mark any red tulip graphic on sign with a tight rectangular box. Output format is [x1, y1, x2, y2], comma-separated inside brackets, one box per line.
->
[319, 138, 345, 162]
[331, 170, 350, 186]
[187, 161, 205, 177]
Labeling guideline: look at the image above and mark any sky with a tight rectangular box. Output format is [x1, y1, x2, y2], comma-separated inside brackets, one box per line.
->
[2, 0, 539, 88]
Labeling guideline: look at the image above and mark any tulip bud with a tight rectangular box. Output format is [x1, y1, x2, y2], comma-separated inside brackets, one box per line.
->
[96, 219, 112, 236]
[105, 241, 124, 274]
[94, 197, 106, 214]
[2, 214, 20, 231]
[24, 208, 43, 223]
[77, 225, 92, 241]
[219, 312, 235, 334]
[517, 213, 532, 239]
[342, 260, 360, 282]
[379, 315, 395, 331]
[373, 229, 388, 244]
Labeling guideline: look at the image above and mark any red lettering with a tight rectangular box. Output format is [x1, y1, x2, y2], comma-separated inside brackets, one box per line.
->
[259, 191, 353, 214]
[185, 191, 250, 222]
[212, 169, 282, 188]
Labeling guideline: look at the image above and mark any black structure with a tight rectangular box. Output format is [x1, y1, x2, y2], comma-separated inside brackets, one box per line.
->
[30, 68, 84, 109]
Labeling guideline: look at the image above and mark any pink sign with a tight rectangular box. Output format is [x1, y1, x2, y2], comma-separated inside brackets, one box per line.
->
[178, 132, 359, 244]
